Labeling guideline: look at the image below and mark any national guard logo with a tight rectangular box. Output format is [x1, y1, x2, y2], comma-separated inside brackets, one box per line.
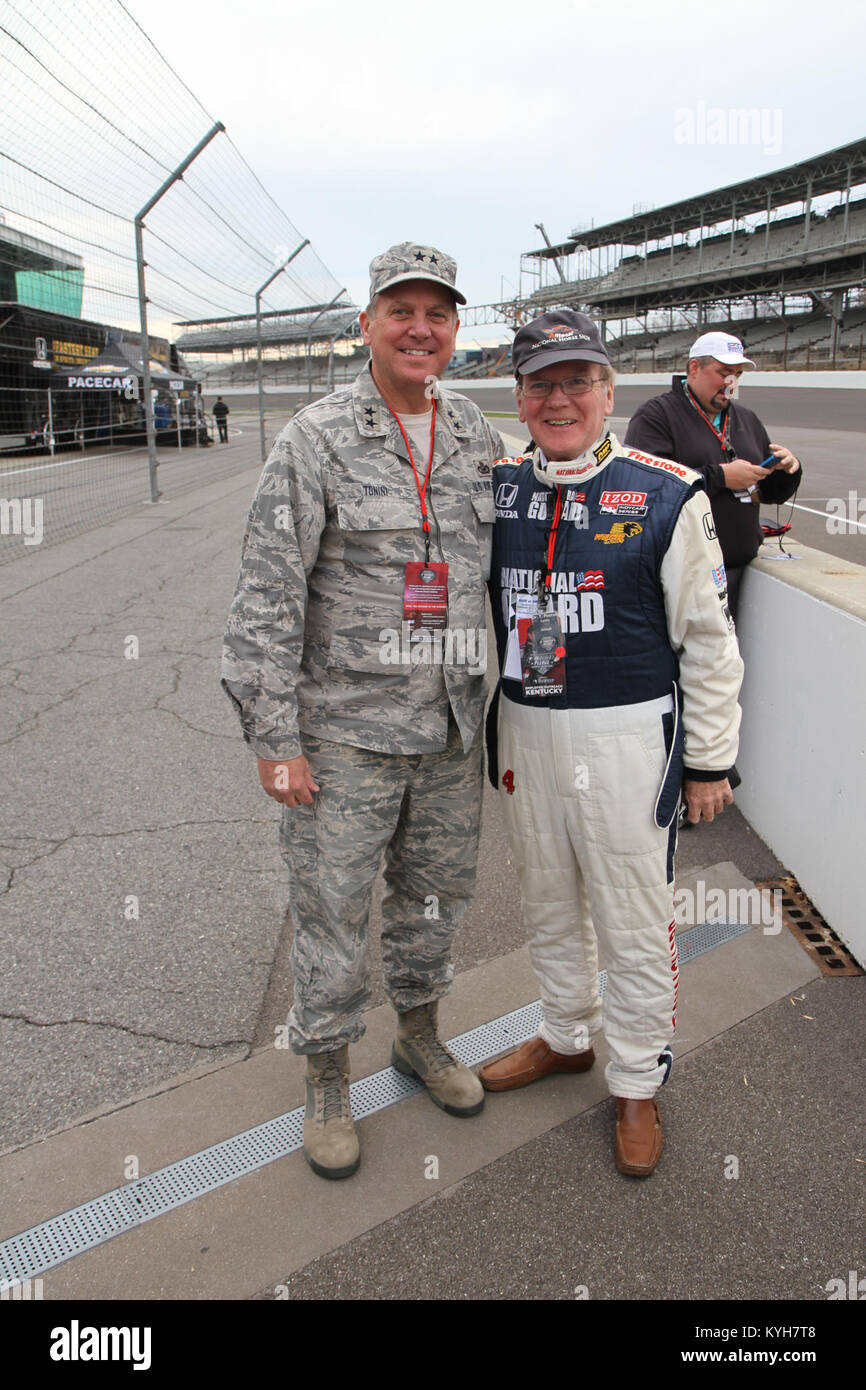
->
[594, 521, 643, 544]
[543, 325, 590, 342]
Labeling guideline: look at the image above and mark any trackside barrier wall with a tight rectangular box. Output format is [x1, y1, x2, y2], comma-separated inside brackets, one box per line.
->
[735, 544, 866, 965]
[439, 372, 866, 391]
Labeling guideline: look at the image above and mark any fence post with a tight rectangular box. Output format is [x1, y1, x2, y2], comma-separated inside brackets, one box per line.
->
[306, 291, 346, 403]
[256, 240, 309, 465]
[326, 316, 359, 392]
[135, 121, 225, 503]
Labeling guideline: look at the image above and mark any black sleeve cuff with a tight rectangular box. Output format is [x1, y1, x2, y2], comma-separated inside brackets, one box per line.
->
[683, 766, 739, 786]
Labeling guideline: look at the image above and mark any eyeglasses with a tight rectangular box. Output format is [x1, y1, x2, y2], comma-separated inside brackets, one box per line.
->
[521, 376, 605, 399]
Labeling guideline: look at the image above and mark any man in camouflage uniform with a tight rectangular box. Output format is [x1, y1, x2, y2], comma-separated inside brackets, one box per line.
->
[222, 243, 503, 1178]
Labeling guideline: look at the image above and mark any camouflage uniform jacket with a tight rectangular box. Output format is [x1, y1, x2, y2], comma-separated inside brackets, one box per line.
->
[222, 363, 504, 759]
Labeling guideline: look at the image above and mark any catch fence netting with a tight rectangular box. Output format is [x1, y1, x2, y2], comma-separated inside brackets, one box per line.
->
[0, 0, 348, 563]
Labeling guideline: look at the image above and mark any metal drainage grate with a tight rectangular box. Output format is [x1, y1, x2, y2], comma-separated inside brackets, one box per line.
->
[0, 916, 749, 1288]
[757, 875, 863, 977]
[675, 917, 752, 961]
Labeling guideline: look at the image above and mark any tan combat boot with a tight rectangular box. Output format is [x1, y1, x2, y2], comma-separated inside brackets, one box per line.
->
[303, 1047, 360, 1180]
[391, 1002, 485, 1117]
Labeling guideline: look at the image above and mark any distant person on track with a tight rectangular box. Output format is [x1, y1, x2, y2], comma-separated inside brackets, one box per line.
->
[213, 396, 230, 443]
[625, 333, 802, 620]
[222, 242, 505, 1180]
[478, 311, 743, 1177]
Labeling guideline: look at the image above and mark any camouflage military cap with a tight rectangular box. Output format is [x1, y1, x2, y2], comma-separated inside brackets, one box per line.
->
[368, 242, 467, 306]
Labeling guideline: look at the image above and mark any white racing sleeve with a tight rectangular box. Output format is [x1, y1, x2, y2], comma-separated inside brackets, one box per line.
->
[660, 491, 743, 774]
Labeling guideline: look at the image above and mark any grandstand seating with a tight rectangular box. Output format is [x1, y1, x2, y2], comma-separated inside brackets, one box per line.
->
[188, 349, 368, 390]
[604, 306, 866, 370]
[530, 200, 866, 310]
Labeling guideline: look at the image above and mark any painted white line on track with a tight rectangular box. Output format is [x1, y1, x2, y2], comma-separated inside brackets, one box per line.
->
[0, 453, 145, 480]
[790, 501, 866, 531]
[0, 441, 222, 482]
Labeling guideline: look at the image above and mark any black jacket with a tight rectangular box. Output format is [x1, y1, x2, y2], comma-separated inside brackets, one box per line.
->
[625, 376, 802, 568]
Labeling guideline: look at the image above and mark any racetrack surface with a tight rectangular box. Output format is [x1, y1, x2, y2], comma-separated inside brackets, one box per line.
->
[218, 381, 866, 566]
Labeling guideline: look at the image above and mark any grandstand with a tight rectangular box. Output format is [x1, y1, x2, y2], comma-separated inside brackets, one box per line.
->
[175, 303, 362, 388]
[463, 137, 866, 371]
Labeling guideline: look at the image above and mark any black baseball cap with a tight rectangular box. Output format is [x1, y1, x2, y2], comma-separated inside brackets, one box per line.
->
[513, 310, 610, 376]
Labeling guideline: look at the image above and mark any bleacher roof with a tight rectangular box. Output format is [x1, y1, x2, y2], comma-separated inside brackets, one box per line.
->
[527, 136, 866, 256]
[173, 302, 358, 354]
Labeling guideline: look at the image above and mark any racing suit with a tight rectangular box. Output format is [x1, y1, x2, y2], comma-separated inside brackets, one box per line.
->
[488, 431, 743, 1098]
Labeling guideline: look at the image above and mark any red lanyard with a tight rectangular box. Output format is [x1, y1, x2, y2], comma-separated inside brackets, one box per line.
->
[389, 400, 437, 560]
[541, 487, 563, 596]
[684, 382, 730, 454]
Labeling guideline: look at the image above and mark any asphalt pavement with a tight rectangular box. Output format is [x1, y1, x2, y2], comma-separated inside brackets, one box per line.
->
[0, 404, 863, 1316]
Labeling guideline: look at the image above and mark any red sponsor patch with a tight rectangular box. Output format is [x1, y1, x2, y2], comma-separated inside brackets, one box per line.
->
[600, 490, 647, 507]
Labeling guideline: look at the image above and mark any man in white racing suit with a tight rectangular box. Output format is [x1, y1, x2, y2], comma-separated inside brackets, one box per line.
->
[478, 311, 743, 1176]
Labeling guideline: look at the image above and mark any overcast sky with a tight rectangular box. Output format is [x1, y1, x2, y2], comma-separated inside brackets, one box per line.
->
[129, 0, 864, 344]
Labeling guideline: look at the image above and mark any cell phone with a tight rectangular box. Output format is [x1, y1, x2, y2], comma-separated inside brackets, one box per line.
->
[759, 454, 777, 469]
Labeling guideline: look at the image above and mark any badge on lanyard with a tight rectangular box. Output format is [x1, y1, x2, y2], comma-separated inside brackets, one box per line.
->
[520, 598, 566, 698]
[389, 401, 448, 631]
[515, 482, 568, 697]
[403, 560, 449, 633]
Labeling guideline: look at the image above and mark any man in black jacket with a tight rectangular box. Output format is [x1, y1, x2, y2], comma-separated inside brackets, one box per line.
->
[213, 396, 229, 443]
[625, 333, 801, 618]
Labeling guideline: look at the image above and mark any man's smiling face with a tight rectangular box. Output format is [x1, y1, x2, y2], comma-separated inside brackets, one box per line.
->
[517, 359, 614, 461]
[360, 282, 458, 412]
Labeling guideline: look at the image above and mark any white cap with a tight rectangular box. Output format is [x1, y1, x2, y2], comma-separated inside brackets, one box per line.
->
[689, 332, 755, 367]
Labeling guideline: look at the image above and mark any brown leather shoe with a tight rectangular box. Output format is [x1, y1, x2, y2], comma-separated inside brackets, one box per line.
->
[478, 1036, 595, 1091]
[614, 1097, 663, 1176]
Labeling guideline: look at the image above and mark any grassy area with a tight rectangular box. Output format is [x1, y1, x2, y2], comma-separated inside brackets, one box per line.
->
[484, 410, 519, 419]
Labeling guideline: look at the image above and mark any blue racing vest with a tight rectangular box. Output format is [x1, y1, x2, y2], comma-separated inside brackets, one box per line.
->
[489, 445, 704, 710]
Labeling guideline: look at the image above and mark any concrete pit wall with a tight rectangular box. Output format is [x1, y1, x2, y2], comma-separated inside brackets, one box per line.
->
[735, 542, 866, 965]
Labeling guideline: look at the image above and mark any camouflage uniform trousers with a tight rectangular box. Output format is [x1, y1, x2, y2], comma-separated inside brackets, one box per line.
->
[280, 713, 483, 1054]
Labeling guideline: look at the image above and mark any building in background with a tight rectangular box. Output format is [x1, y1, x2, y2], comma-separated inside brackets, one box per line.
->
[0, 219, 84, 317]
[0, 224, 202, 453]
